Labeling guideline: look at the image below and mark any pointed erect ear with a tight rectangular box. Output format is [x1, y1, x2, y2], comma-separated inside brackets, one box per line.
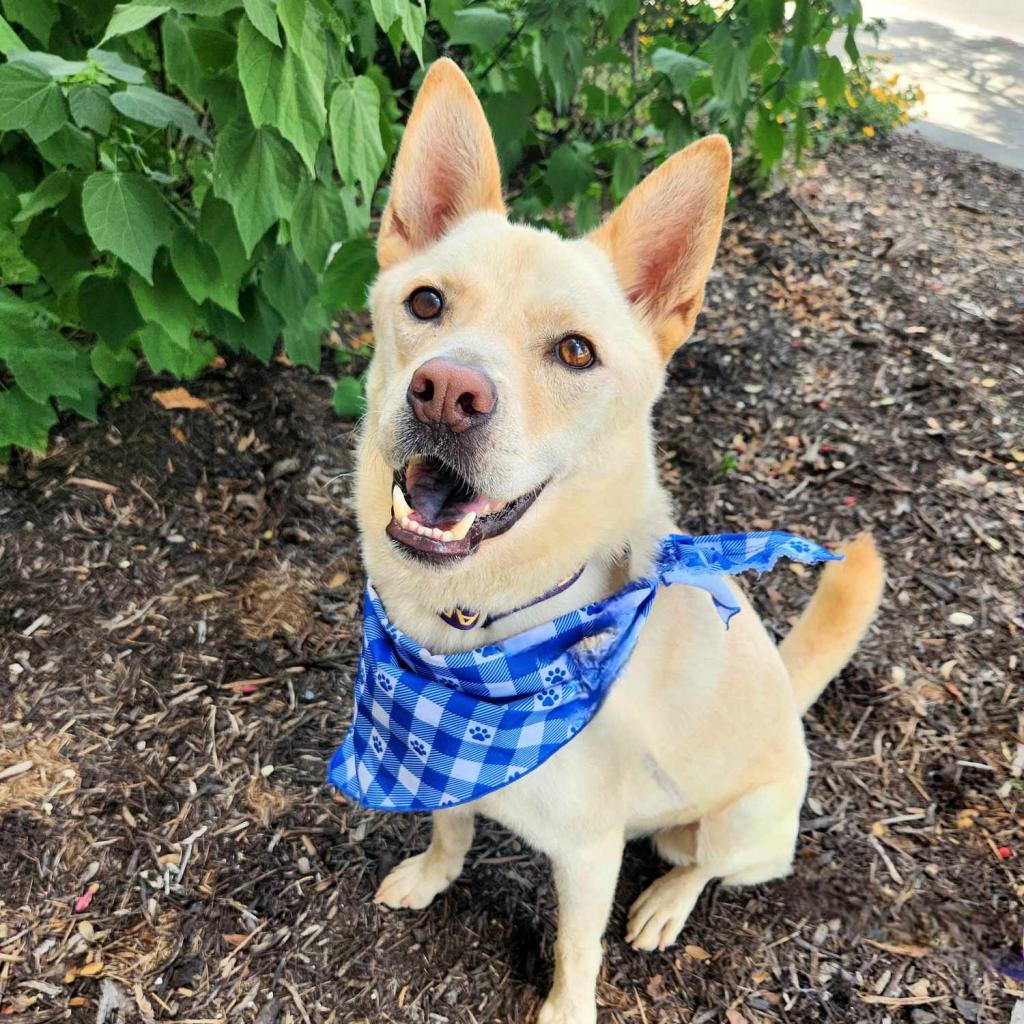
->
[377, 58, 505, 269]
[589, 135, 731, 358]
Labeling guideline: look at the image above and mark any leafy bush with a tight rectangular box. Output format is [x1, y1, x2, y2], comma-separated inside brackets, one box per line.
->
[1, 0, 880, 455]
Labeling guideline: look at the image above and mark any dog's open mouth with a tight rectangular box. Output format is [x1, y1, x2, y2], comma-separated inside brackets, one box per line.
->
[386, 456, 544, 561]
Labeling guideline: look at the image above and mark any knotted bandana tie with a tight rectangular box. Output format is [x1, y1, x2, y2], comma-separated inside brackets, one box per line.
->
[328, 531, 840, 813]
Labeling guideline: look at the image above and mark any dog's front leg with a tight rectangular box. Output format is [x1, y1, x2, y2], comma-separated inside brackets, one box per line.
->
[538, 834, 623, 1024]
[375, 809, 474, 909]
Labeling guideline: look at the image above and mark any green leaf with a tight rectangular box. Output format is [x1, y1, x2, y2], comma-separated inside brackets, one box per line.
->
[21, 213, 92, 293]
[59, 374, 99, 420]
[484, 91, 531, 172]
[750, 0, 784, 32]
[69, 84, 113, 135]
[35, 123, 96, 170]
[82, 171, 174, 282]
[129, 263, 198, 349]
[0, 13, 26, 54]
[0, 63, 66, 142]
[0, 230, 38, 284]
[87, 47, 147, 84]
[651, 48, 708, 93]
[0, 173, 16, 226]
[708, 29, 749, 114]
[138, 322, 214, 377]
[261, 245, 315, 330]
[170, 225, 239, 314]
[110, 84, 209, 141]
[78, 274, 144, 347]
[791, 0, 813, 52]
[0, 294, 94, 403]
[844, 24, 859, 64]
[12, 169, 71, 224]
[0, 385, 56, 453]
[787, 45, 817, 85]
[448, 6, 510, 49]
[7, 51, 88, 79]
[368, 0, 401, 32]
[237, 3, 325, 173]
[243, 0, 279, 44]
[212, 118, 301, 255]
[611, 147, 641, 203]
[161, 14, 203, 105]
[332, 375, 365, 419]
[188, 25, 235, 75]
[328, 76, 386, 204]
[101, 4, 169, 43]
[754, 108, 784, 170]
[545, 143, 592, 207]
[574, 191, 600, 234]
[540, 30, 582, 114]
[289, 180, 351, 272]
[320, 237, 377, 312]
[198, 193, 249, 291]
[818, 54, 845, 108]
[282, 296, 324, 369]
[206, 286, 280, 362]
[1, 0, 57, 46]
[90, 341, 137, 386]
[399, 0, 426, 64]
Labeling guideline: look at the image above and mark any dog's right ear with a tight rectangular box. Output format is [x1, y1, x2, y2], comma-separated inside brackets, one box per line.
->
[377, 58, 505, 269]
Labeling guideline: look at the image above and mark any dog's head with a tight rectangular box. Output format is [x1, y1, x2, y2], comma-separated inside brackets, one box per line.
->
[357, 59, 730, 607]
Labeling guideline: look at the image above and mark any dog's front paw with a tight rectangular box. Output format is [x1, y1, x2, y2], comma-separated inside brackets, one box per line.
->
[625, 868, 706, 952]
[536, 994, 596, 1024]
[374, 852, 457, 910]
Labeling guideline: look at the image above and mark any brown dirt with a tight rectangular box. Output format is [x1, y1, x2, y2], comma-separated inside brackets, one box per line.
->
[1, 133, 1022, 1024]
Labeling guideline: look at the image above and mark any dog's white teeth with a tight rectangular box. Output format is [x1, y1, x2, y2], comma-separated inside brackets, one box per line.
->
[393, 484, 413, 521]
[447, 511, 476, 541]
[442, 530, 453, 543]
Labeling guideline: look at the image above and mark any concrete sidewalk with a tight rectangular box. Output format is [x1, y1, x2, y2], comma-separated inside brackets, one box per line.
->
[859, 0, 1024, 169]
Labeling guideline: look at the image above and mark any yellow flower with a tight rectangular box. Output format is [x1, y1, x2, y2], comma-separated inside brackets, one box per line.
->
[816, 96, 826, 107]
[639, 33, 651, 43]
[898, 112, 909, 124]
[776, 113, 785, 123]
[887, 74, 900, 86]
[862, 125, 875, 137]
[845, 86, 859, 108]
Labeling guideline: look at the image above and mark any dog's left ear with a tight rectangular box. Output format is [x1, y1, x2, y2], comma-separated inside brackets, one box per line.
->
[377, 58, 505, 269]
[589, 135, 731, 358]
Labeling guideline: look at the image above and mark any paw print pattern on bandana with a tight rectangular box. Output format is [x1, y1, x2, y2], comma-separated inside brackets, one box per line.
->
[331, 531, 841, 812]
[535, 687, 561, 708]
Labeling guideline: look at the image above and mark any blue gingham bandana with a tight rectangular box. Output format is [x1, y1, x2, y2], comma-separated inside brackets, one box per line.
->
[328, 531, 840, 812]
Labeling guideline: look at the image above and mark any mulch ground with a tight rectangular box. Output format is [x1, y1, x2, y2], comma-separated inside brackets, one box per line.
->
[2, 132, 1022, 1024]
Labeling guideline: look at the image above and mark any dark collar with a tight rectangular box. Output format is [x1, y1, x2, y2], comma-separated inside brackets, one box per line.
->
[438, 565, 586, 630]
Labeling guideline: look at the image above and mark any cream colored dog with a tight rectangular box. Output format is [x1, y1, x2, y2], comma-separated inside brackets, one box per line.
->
[354, 58, 884, 1024]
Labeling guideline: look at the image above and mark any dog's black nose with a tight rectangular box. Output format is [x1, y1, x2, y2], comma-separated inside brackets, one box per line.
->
[407, 358, 496, 433]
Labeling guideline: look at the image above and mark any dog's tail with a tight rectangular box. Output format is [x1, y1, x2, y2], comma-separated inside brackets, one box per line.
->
[779, 533, 885, 714]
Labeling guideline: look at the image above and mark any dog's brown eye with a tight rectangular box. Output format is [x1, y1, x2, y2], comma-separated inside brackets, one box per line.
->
[407, 287, 444, 321]
[557, 334, 596, 369]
